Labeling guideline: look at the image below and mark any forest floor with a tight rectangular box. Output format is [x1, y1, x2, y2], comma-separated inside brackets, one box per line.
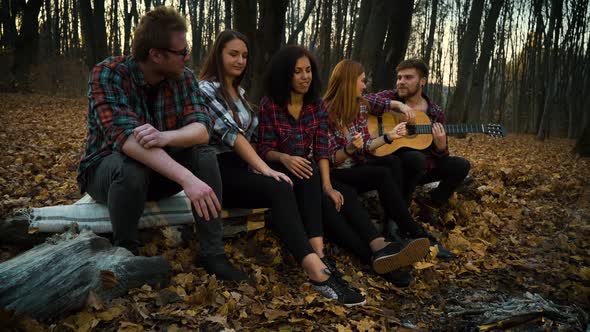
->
[0, 92, 589, 331]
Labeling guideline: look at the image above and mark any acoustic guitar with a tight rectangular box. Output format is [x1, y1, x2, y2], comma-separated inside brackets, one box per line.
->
[366, 111, 506, 157]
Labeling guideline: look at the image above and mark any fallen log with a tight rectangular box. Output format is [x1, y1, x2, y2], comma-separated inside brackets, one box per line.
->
[0, 230, 172, 320]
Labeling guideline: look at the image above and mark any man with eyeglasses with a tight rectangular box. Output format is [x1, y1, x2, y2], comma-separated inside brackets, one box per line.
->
[77, 6, 249, 281]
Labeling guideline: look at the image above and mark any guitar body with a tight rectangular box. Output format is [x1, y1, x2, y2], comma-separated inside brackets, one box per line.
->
[367, 111, 433, 156]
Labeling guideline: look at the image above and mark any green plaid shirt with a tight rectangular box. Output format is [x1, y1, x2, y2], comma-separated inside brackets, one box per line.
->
[77, 56, 212, 192]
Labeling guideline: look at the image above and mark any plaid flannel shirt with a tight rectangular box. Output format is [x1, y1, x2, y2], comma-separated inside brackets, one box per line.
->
[77, 56, 212, 192]
[257, 96, 329, 162]
[364, 89, 449, 169]
[198, 80, 258, 154]
[325, 103, 375, 168]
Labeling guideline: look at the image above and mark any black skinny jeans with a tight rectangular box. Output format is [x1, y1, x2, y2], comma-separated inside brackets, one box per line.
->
[322, 180, 381, 264]
[330, 164, 418, 235]
[217, 152, 316, 263]
[85, 145, 225, 256]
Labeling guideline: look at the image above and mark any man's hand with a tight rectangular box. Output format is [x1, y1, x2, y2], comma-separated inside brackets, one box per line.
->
[391, 100, 416, 123]
[182, 175, 221, 221]
[324, 187, 344, 212]
[260, 167, 293, 186]
[134, 124, 170, 149]
[432, 122, 447, 151]
[279, 154, 313, 179]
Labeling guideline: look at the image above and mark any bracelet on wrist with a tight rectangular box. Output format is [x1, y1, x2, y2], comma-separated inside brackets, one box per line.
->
[383, 133, 393, 144]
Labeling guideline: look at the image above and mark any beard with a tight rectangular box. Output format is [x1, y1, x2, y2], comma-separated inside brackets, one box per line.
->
[397, 82, 420, 99]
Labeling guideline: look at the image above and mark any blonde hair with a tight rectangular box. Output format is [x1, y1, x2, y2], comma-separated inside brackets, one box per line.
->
[323, 59, 368, 128]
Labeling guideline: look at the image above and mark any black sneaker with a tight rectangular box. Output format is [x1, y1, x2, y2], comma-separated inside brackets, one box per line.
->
[371, 238, 430, 274]
[311, 269, 366, 307]
[199, 254, 249, 281]
[382, 267, 413, 288]
[320, 256, 344, 279]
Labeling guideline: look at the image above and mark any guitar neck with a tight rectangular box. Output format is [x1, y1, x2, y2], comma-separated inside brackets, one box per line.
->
[413, 124, 487, 134]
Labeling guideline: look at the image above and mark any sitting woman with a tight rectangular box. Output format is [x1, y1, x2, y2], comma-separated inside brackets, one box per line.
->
[198, 31, 364, 307]
[322, 59, 451, 259]
[258, 46, 427, 289]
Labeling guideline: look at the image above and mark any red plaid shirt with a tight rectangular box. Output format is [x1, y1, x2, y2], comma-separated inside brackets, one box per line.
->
[325, 103, 374, 168]
[365, 89, 449, 169]
[257, 96, 329, 162]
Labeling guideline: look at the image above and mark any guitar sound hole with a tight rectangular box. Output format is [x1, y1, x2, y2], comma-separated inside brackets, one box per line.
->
[407, 124, 416, 135]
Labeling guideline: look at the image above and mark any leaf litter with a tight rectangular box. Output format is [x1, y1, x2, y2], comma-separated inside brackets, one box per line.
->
[0, 93, 589, 330]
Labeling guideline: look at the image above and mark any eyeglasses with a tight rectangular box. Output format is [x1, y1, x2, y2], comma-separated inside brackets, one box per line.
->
[160, 47, 189, 57]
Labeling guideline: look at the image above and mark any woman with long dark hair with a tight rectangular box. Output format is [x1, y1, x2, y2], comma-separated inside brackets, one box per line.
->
[198, 31, 364, 307]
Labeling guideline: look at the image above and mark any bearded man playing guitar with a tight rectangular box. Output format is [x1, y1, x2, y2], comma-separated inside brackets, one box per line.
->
[365, 58, 471, 209]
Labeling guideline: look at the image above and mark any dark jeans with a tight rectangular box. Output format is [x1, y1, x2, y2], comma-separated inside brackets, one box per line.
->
[85, 145, 225, 256]
[266, 161, 324, 239]
[330, 165, 417, 235]
[394, 150, 471, 204]
[217, 152, 315, 263]
[322, 180, 381, 264]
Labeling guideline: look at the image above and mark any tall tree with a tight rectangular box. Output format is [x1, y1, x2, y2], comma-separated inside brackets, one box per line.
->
[423, 0, 439, 64]
[355, 0, 394, 89]
[465, 0, 505, 123]
[447, 0, 485, 123]
[11, 0, 43, 85]
[374, 0, 414, 91]
[79, 0, 108, 69]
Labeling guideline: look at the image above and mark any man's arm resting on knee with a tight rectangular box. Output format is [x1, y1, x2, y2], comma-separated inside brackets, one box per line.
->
[121, 134, 221, 220]
[134, 122, 209, 149]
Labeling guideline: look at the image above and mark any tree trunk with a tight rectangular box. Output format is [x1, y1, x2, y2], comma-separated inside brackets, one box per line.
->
[287, 0, 316, 45]
[357, 0, 394, 90]
[224, 0, 232, 29]
[573, 117, 590, 157]
[374, 0, 413, 91]
[93, 0, 108, 60]
[0, 230, 172, 320]
[465, 0, 504, 123]
[318, 0, 332, 84]
[423, 0, 439, 65]
[447, 0, 485, 123]
[232, 0, 257, 91]
[249, 0, 289, 102]
[11, 0, 43, 85]
[352, 0, 371, 60]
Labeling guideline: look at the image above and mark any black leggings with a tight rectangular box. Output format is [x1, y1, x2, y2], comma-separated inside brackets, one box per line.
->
[322, 180, 381, 264]
[217, 152, 316, 263]
[330, 164, 417, 234]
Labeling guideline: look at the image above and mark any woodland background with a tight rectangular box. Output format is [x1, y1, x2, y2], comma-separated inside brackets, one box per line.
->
[0, 0, 589, 330]
[1, 0, 590, 152]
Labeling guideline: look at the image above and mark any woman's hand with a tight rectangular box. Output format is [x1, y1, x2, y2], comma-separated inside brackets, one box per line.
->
[324, 187, 344, 211]
[260, 167, 293, 186]
[346, 133, 364, 152]
[279, 154, 314, 179]
[387, 122, 408, 140]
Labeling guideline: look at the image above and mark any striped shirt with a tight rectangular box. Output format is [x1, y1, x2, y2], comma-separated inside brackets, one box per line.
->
[77, 56, 212, 192]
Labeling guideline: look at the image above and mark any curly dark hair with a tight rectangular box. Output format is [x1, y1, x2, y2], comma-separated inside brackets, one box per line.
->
[263, 45, 322, 105]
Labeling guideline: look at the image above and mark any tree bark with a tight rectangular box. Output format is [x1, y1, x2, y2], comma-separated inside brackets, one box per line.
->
[11, 0, 43, 85]
[356, 0, 394, 90]
[0, 230, 172, 320]
[352, 0, 371, 60]
[287, 0, 316, 45]
[447, 0, 485, 123]
[374, 0, 413, 91]
[465, 0, 504, 123]
[423, 0, 439, 65]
